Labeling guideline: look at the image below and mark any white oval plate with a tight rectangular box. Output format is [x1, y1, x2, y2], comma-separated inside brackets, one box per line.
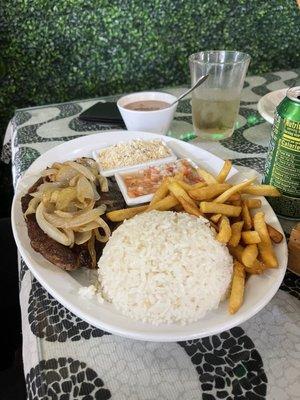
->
[12, 131, 287, 342]
[257, 88, 287, 124]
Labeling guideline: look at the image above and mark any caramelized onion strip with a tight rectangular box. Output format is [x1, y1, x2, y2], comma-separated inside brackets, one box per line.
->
[94, 217, 111, 243]
[88, 232, 97, 268]
[77, 176, 95, 203]
[41, 168, 58, 177]
[63, 228, 75, 247]
[24, 197, 41, 218]
[98, 174, 109, 192]
[73, 221, 101, 232]
[35, 203, 69, 245]
[74, 230, 92, 245]
[66, 161, 96, 182]
[44, 207, 105, 228]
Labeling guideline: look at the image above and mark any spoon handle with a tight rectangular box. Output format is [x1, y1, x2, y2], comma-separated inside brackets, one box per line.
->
[170, 74, 209, 106]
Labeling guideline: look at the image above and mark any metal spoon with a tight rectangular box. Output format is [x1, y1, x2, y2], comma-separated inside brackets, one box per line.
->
[169, 74, 209, 107]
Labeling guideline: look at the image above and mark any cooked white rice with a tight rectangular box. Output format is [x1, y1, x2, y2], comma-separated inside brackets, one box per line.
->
[97, 211, 233, 325]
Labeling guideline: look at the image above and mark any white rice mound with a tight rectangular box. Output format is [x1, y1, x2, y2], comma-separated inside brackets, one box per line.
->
[98, 211, 233, 325]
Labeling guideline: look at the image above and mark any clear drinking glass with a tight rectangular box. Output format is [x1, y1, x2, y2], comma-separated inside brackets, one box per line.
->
[189, 50, 250, 140]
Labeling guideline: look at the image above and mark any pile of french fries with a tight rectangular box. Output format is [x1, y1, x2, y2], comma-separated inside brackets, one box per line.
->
[106, 160, 283, 315]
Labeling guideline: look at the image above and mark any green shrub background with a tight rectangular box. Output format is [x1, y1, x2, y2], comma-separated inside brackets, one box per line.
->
[0, 0, 299, 214]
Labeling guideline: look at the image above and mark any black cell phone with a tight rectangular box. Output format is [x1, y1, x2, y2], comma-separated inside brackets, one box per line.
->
[79, 102, 125, 126]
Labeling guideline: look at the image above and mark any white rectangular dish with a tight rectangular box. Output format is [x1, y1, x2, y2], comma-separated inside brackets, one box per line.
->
[92, 139, 177, 177]
[115, 170, 153, 206]
[115, 159, 204, 206]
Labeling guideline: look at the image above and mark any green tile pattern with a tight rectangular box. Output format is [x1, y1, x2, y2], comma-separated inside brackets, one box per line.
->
[0, 0, 299, 142]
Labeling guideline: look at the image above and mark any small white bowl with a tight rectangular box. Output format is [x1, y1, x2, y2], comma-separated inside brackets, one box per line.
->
[117, 91, 177, 135]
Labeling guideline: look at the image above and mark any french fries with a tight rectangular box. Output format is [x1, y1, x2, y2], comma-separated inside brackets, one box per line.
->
[241, 244, 258, 267]
[173, 203, 184, 212]
[267, 224, 284, 243]
[244, 262, 265, 275]
[228, 261, 245, 314]
[197, 168, 217, 184]
[228, 244, 244, 263]
[214, 178, 256, 204]
[210, 221, 219, 232]
[253, 212, 278, 268]
[244, 199, 262, 209]
[228, 245, 265, 274]
[210, 213, 222, 223]
[241, 201, 252, 230]
[200, 202, 242, 217]
[149, 177, 169, 206]
[106, 155, 283, 316]
[107, 194, 179, 221]
[106, 205, 149, 222]
[176, 180, 195, 192]
[228, 221, 244, 247]
[191, 182, 207, 190]
[241, 230, 261, 244]
[217, 160, 232, 183]
[230, 200, 242, 207]
[226, 193, 241, 203]
[147, 194, 178, 211]
[176, 179, 206, 192]
[178, 196, 202, 217]
[189, 183, 231, 201]
[216, 216, 232, 243]
[241, 185, 281, 197]
[168, 181, 196, 206]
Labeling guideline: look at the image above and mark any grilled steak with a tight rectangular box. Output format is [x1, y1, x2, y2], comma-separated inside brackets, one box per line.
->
[21, 177, 125, 271]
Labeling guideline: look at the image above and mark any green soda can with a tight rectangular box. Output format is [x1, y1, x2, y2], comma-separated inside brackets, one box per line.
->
[263, 86, 300, 219]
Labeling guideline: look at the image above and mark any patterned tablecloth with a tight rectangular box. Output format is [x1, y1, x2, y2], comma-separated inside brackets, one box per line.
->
[3, 69, 300, 400]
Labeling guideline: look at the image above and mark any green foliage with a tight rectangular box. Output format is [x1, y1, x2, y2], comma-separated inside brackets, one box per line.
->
[0, 0, 299, 140]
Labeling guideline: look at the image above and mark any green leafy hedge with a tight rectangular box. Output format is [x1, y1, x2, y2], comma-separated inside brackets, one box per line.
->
[0, 0, 299, 141]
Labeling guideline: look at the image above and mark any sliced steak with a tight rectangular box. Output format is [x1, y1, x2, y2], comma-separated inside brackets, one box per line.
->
[21, 177, 125, 271]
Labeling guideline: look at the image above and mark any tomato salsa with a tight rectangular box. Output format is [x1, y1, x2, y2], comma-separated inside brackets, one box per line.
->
[122, 160, 202, 198]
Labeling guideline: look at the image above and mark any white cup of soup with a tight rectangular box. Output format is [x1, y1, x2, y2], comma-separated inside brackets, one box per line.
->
[117, 91, 178, 135]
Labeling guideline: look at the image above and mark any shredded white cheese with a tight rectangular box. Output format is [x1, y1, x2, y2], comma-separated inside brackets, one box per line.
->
[97, 139, 171, 170]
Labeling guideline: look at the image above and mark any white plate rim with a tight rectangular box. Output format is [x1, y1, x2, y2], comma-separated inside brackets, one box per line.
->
[11, 130, 288, 342]
[257, 88, 287, 124]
